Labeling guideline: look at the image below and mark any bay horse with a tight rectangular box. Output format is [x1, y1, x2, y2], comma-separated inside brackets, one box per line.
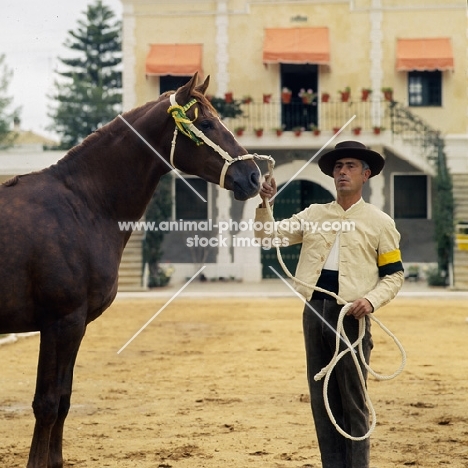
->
[0, 73, 261, 468]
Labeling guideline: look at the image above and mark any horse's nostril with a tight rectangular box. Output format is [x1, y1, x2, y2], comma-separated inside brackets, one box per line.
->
[251, 170, 260, 186]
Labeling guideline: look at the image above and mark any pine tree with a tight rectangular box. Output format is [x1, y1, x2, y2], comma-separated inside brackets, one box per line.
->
[0, 54, 20, 148]
[49, 0, 122, 149]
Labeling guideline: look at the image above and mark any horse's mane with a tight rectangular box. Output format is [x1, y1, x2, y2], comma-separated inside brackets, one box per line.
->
[2, 86, 218, 187]
[62, 88, 217, 163]
[63, 99, 158, 163]
[189, 89, 219, 117]
[2, 175, 20, 187]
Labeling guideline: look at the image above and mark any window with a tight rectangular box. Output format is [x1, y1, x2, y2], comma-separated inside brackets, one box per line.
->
[393, 174, 429, 219]
[408, 71, 442, 107]
[160, 76, 191, 94]
[175, 177, 208, 220]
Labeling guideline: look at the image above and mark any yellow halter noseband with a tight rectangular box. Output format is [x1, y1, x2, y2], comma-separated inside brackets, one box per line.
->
[167, 98, 203, 146]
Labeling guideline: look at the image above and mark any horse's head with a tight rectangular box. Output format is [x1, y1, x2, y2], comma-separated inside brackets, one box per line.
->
[160, 73, 264, 201]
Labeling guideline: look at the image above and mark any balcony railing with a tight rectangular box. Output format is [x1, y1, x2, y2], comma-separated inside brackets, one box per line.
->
[226, 99, 393, 133]
[225, 98, 444, 169]
[389, 101, 441, 162]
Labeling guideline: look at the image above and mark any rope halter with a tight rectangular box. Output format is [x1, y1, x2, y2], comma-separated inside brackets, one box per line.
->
[167, 93, 275, 188]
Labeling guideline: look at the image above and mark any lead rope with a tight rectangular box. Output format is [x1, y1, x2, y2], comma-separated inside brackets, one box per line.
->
[264, 161, 406, 441]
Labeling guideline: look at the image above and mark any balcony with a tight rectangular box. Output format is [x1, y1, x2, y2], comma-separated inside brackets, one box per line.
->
[225, 98, 393, 136]
[223, 98, 441, 174]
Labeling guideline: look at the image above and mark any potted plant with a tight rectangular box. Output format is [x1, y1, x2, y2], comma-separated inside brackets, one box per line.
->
[339, 86, 351, 102]
[352, 126, 362, 135]
[298, 88, 317, 105]
[281, 87, 292, 104]
[309, 124, 321, 136]
[234, 126, 245, 136]
[263, 93, 272, 104]
[148, 264, 175, 288]
[292, 126, 304, 136]
[373, 125, 384, 135]
[254, 127, 264, 137]
[361, 88, 372, 101]
[273, 125, 285, 136]
[242, 95, 253, 104]
[321, 92, 330, 103]
[224, 92, 234, 103]
[407, 264, 420, 281]
[210, 97, 243, 119]
[382, 87, 393, 101]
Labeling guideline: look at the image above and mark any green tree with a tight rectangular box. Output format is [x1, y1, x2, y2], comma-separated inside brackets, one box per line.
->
[432, 138, 454, 285]
[0, 54, 20, 148]
[49, 0, 122, 149]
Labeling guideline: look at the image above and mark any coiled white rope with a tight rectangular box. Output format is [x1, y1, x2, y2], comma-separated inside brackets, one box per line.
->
[263, 163, 406, 441]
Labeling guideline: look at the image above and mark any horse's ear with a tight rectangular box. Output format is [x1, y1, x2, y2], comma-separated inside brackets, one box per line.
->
[177, 73, 199, 102]
[195, 75, 210, 96]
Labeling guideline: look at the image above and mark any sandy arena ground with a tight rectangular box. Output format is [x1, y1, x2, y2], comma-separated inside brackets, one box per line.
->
[1, 293, 468, 467]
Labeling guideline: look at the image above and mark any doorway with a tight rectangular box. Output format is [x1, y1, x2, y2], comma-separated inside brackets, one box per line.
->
[281, 64, 319, 131]
[261, 179, 334, 278]
[160, 76, 191, 94]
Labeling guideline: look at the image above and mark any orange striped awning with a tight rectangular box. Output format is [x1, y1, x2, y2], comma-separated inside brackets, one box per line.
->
[145, 44, 203, 76]
[263, 27, 330, 65]
[396, 38, 454, 71]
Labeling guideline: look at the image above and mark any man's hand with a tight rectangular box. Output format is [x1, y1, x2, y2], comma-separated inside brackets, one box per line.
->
[259, 176, 277, 207]
[346, 298, 374, 320]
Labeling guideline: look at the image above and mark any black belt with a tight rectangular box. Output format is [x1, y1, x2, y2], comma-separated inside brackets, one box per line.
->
[311, 269, 339, 300]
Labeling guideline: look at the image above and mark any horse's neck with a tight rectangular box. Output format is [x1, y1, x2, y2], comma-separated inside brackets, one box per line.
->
[55, 123, 168, 223]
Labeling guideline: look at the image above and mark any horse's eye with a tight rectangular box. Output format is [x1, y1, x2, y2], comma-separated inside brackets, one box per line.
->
[199, 120, 214, 131]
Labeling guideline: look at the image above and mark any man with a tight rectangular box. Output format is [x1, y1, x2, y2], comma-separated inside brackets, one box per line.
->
[255, 140, 404, 468]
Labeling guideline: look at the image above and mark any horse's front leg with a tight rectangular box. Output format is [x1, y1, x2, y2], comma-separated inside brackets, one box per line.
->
[27, 313, 86, 468]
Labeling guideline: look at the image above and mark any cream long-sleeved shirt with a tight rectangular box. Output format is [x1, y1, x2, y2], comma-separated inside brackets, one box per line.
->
[255, 198, 404, 310]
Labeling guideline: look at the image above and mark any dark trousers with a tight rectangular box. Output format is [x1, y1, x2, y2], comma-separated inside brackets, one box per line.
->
[303, 299, 373, 468]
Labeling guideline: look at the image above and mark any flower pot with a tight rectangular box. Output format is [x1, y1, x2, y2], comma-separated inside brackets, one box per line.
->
[281, 92, 292, 104]
[383, 91, 393, 101]
[224, 92, 233, 103]
[263, 94, 272, 104]
[312, 129, 321, 136]
[235, 129, 244, 137]
[294, 130, 302, 137]
[333, 127, 341, 134]
[275, 129, 283, 137]
[340, 92, 350, 102]
[352, 128, 361, 136]
[361, 90, 371, 101]
[255, 129, 263, 137]
[321, 94, 330, 103]
[373, 127, 381, 135]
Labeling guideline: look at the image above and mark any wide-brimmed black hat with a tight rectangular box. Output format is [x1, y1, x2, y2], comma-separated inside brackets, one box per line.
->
[318, 140, 385, 178]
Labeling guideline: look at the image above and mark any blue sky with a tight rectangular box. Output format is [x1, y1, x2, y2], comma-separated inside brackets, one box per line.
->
[0, 0, 122, 139]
